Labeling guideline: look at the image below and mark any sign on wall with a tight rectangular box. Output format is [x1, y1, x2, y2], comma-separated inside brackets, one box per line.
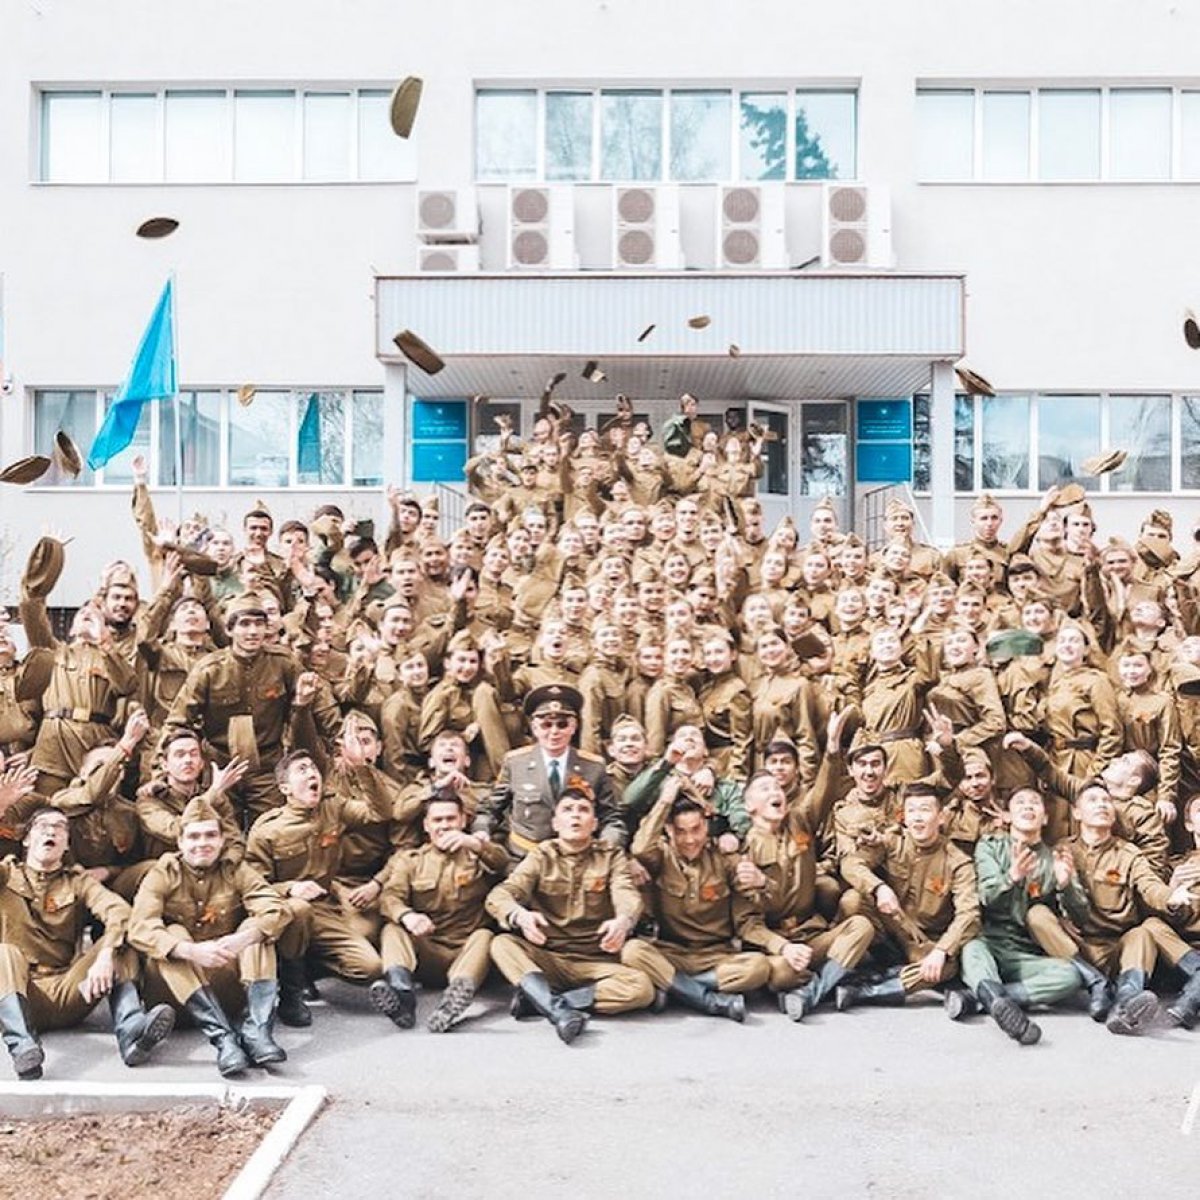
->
[856, 397, 913, 483]
[411, 398, 468, 482]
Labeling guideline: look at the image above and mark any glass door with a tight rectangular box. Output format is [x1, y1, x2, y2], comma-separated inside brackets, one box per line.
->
[748, 401, 792, 531]
[798, 401, 850, 534]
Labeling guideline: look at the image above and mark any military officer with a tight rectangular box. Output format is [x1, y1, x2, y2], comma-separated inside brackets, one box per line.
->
[475, 684, 622, 858]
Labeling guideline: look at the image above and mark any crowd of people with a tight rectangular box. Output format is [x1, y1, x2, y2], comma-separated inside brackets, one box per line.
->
[2, 394, 1200, 1078]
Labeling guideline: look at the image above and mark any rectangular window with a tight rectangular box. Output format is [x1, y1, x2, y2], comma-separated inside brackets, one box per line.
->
[160, 391, 222, 487]
[1182, 92, 1200, 180]
[352, 391, 385, 485]
[234, 90, 295, 182]
[303, 92, 352, 181]
[357, 90, 418, 182]
[110, 93, 159, 183]
[1108, 395, 1172, 491]
[1183, 397, 1200, 488]
[915, 90, 973, 181]
[1109, 89, 1171, 181]
[34, 391, 96, 485]
[739, 92, 787, 181]
[41, 91, 102, 182]
[296, 392, 345, 485]
[981, 91, 1029, 180]
[981, 395, 1030, 490]
[1037, 395, 1100, 490]
[545, 91, 593, 182]
[165, 91, 230, 182]
[1037, 89, 1101, 181]
[601, 90, 663, 181]
[475, 89, 537, 180]
[795, 90, 856, 179]
[229, 391, 290, 487]
[911, 394, 974, 492]
[670, 90, 732, 182]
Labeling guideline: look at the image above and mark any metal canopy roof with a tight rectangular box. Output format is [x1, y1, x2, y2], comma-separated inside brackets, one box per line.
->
[375, 271, 965, 400]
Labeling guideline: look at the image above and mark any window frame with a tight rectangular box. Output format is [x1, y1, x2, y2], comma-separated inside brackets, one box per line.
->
[912, 391, 1196, 497]
[37, 86, 416, 184]
[473, 83, 859, 184]
[916, 83, 1199, 183]
[27, 387, 384, 489]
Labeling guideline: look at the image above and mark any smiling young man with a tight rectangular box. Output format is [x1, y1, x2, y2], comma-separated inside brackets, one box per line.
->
[131, 796, 288, 1076]
[487, 784, 654, 1044]
[1, 808, 173, 1079]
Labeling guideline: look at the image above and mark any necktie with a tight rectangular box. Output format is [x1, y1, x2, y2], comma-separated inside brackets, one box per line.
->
[549, 759, 561, 799]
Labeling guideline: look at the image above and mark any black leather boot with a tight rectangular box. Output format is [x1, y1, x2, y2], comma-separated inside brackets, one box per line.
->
[834, 973, 906, 1011]
[669, 970, 746, 1022]
[427, 977, 476, 1033]
[184, 987, 251, 1077]
[511, 981, 596, 1019]
[1072, 957, 1112, 1021]
[277, 958, 312, 1028]
[943, 984, 981, 1020]
[516, 972, 588, 1044]
[1166, 959, 1200, 1030]
[781, 959, 849, 1022]
[977, 979, 1041, 1045]
[108, 980, 175, 1067]
[0, 992, 44, 1080]
[1106, 969, 1159, 1036]
[238, 981, 287, 1065]
[369, 967, 418, 1029]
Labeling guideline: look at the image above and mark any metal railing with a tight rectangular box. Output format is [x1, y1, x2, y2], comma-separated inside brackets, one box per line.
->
[858, 482, 932, 551]
[432, 481, 470, 541]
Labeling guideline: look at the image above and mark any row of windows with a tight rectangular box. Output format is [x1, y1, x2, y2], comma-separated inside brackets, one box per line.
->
[39, 89, 416, 184]
[917, 86, 1200, 182]
[33, 389, 384, 488]
[912, 392, 1200, 494]
[475, 87, 857, 184]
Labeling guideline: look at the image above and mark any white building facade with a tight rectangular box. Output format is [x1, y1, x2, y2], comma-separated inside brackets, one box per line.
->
[3, 0, 1200, 602]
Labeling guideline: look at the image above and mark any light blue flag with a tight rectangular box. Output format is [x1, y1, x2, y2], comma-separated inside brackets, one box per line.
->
[298, 391, 322, 477]
[87, 278, 176, 469]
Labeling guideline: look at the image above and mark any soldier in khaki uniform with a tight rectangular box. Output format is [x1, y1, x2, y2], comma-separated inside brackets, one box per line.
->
[1113, 645, 1182, 825]
[836, 782, 982, 1014]
[1, 808, 173, 1079]
[167, 592, 342, 823]
[577, 622, 629, 756]
[246, 750, 393, 1025]
[1029, 783, 1192, 1036]
[130, 795, 290, 1075]
[697, 630, 753, 780]
[487, 784, 655, 1044]
[372, 789, 507, 1033]
[943, 495, 1010, 591]
[1164, 792, 1200, 1027]
[737, 720, 876, 1021]
[622, 783, 771, 1021]
[1045, 623, 1123, 778]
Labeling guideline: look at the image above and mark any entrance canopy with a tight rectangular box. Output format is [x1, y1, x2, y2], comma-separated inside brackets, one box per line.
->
[375, 271, 965, 402]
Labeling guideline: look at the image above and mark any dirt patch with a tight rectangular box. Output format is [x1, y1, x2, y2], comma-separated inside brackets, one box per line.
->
[0, 1102, 279, 1200]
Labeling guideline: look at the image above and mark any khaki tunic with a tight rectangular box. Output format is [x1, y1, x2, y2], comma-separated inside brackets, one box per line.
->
[926, 665, 1007, 755]
[1046, 663, 1123, 778]
[486, 839, 642, 957]
[750, 670, 819, 785]
[135, 778, 243, 863]
[697, 670, 753, 780]
[579, 657, 630, 757]
[644, 677, 703, 759]
[1117, 685, 1181, 812]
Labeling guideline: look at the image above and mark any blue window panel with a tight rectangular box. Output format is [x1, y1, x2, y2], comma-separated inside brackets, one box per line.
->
[412, 441, 466, 482]
[856, 441, 912, 483]
[857, 398, 913, 442]
[412, 399, 467, 440]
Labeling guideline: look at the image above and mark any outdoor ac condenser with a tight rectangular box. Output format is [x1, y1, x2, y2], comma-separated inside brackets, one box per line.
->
[416, 187, 480, 242]
[507, 186, 576, 269]
[820, 183, 893, 268]
[613, 184, 683, 269]
[418, 244, 481, 272]
[719, 184, 787, 269]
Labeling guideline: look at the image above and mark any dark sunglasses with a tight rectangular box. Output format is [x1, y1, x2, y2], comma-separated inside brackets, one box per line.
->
[536, 715, 574, 729]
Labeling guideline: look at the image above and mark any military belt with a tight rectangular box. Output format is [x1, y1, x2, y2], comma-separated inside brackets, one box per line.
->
[877, 726, 921, 744]
[44, 708, 112, 725]
[508, 829, 541, 856]
[1059, 736, 1099, 750]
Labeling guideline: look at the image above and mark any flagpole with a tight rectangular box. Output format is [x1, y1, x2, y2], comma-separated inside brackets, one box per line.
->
[170, 271, 183, 527]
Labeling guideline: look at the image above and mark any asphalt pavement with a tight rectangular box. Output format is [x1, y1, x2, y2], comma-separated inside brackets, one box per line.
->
[42, 980, 1200, 1199]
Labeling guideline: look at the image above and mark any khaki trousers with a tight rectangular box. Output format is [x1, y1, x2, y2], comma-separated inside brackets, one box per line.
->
[491, 934, 655, 1013]
[381, 924, 494, 988]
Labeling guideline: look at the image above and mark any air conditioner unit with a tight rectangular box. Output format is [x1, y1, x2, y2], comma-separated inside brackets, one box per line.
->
[820, 183, 893, 268]
[416, 187, 480, 242]
[613, 185, 682, 269]
[418, 243, 481, 273]
[507, 185, 576, 269]
[718, 184, 787, 269]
